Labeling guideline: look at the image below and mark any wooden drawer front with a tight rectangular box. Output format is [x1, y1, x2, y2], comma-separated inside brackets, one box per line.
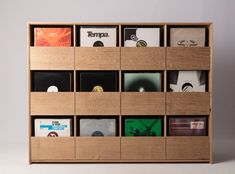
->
[31, 137, 75, 160]
[76, 137, 120, 160]
[166, 137, 209, 160]
[166, 92, 210, 115]
[76, 92, 120, 115]
[166, 47, 211, 70]
[121, 137, 165, 160]
[121, 92, 165, 115]
[30, 47, 74, 70]
[75, 47, 120, 70]
[31, 92, 74, 115]
[121, 47, 165, 70]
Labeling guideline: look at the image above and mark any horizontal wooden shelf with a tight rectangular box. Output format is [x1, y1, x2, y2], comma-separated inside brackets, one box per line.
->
[76, 137, 120, 160]
[121, 92, 165, 115]
[121, 137, 165, 160]
[75, 47, 120, 70]
[31, 159, 210, 163]
[30, 92, 74, 115]
[76, 92, 120, 115]
[121, 47, 165, 70]
[166, 47, 211, 70]
[30, 47, 74, 70]
[166, 92, 210, 115]
[31, 137, 75, 160]
[166, 136, 209, 160]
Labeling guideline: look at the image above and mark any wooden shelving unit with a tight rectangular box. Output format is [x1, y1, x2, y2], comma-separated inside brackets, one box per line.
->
[28, 22, 213, 163]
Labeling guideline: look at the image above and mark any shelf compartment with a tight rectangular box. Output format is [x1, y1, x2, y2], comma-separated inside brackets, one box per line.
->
[31, 137, 75, 160]
[30, 92, 74, 115]
[121, 92, 165, 115]
[76, 137, 120, 160]
[76, 92, 120, 115]
[166, 137, 209, 160]
[121, 137, 165, 160]
[30, 47, 74, 70]
[75, 47, 120, 70]
[166, 92, 210, 115]
[166, 47, 210, 70]
[121, 47, 165, 70]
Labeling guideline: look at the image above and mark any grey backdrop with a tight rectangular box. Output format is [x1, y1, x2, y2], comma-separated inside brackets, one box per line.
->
[0, 0, 235, 173]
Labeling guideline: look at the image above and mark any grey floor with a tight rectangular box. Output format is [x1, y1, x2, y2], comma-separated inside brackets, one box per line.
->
[0, 137, 234, 174]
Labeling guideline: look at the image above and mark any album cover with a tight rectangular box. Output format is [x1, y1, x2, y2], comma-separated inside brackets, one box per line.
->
[124, 118, 162, 136]
[168, 71, 207, 92]
[124, 28, 160, 47]
[79, 118, 117, 136]
[123, 72, 162, 92]
[34, 118, 72, 137]
[80, 26, 117, 47]
[78, 71, 119, 92]
[34, 27, 72, 46]
[170, 28, 206, 47]
[31, 71, 73, 92]
[168, 117, 207, 136]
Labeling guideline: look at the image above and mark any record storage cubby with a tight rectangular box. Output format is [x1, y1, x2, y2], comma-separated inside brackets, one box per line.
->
[28, 22, 213, 163]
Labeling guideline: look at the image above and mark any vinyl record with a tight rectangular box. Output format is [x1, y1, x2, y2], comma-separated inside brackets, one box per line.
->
[124, 28, 160, 47]
[78, 71, 119, 92]
[79, 118, 117, 136]
[80, 26, 117, 47]
[31, 71, 73, 92]
[34, 118, 72, 137]
[123, 72, 162, 92]
[168, 117, 207, 136]
[168, 71, 207, 92]
[124, 118, 162, 136]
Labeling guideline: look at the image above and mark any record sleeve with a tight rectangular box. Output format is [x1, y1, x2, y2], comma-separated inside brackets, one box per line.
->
[123, 72, 162, 92]
[168, 117, 207, 136]
[78, 71, 119, 92]
[124, 28, 160, 47]
[79, 118, 117, 136]
[80, 26, 117, 47]
[170, 28, 205, 47]
[124, 118, 162, 136]
[34, 118, 72, 137]
[168, 71, 206, 92]
[31, 71, 73, 92]
[34, 27, 72, 46]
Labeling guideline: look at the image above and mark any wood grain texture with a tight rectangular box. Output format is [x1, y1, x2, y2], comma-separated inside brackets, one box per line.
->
[31, 137, 75, 160]
[166, 47, 210, 70]
[76, 137, 120, 160]
[121, 137, 165, 160]
[121, 92, 165, 115]
[31, 159, 210, 163]
[30, 47, 74, 70]
[166, 137, 209, 160]
[30, 92, 74, 115]
[75, 47, 120, 70]
[76, 92, 120, 115]
[166, 92, 210, 115]
[121, 47, 165, 70]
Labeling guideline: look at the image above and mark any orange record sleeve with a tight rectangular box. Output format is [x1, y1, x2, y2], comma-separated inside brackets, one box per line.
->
[34, 27, 72, 46]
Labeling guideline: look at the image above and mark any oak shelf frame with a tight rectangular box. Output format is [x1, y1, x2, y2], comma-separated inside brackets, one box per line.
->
[28, 22, 213, 163]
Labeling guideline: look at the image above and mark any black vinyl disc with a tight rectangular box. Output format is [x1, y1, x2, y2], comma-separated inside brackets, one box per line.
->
[31, 71, 73, 92]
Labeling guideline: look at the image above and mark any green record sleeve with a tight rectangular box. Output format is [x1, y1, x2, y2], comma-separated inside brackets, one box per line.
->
[124, 118, 162, 136]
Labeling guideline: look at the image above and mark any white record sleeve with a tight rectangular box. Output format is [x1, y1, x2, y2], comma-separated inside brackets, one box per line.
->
[80, 27, 117, 47]
[170, 28, 206, 47]
[169, 71, 206, 92]
[34, 119, 72, 137]
[124, 28, 160, 47]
